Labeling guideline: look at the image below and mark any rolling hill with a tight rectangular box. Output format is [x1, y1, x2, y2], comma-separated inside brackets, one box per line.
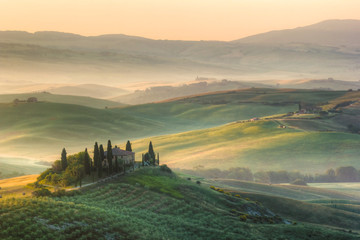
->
[0, 168, 358, 239]
[0, 92, 124, 109]
[0, 88, 358, 176]
[1, 19, 360, 87]
[235, 19, 360, 47]
[131, 120, 360, 173]
[46, 84, 128, 98]
[0, 94, 297, 163]
[111, 80, 269, 105]
[259, 79, 360, 91]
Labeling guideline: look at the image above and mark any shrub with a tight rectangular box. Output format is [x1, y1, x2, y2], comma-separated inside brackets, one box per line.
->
[159, 164, 172, 174]
[32, 188, 52, 197]
[240, 215, 247, 222]
[52, 189, 67, 197]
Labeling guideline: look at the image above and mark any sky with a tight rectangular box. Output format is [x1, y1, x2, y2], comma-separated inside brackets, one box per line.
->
[0, 0, 359, 41]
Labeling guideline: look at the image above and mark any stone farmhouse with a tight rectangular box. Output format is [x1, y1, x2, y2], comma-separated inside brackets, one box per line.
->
[103, 146, 135, 167]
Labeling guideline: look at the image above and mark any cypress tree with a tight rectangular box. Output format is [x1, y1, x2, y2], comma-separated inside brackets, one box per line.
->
[115, 157, 119, 173]
[84, 148, 91, 175]
[148, 141, 155, 163]
[126, 140, 132, 152]
[98, 144, 104, 178]
[61, 148, 67, 171]
[107, 140, 113, 174]
[93, 142, 99, 172]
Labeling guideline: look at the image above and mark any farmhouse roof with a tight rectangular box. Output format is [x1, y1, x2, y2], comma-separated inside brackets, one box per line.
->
[104, 147, 134, 157]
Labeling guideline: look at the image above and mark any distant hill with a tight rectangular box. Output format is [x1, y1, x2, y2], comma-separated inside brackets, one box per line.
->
[1, 19, 360, 86]
[235, 19, 360, 47]
[1, 88, 355, 175]
[0, 92, 124, 109]
[112, 80, 269, 104]
[47, 84, 128, 99]
[260, 79, 360, 90]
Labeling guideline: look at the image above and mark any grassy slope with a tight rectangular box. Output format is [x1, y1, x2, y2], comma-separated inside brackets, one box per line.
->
[0, 92, 124, 109]
[0, 96, 298, 161]
[0, 175, 38, 198]
[202, 178, 360, 231]
[0, 168, 358, 240]
[0, 88, 358, 176]
[132, 120, 360, 172]
[238, 192, 360, 231]
[206, 179, 359, 201]
[164, 88, 347, 105]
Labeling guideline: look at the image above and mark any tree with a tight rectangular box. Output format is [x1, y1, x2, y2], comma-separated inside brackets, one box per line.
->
[144, 152, 151, 165]
[84, 148, 91, 175]
[61, 148, 68, 171]
[93, 142, 100, 172]
[326, 168, 336, 179]
[115, 157, 119, 173]
[336, 166, 359, 182]
[148, 141, 155, 163]
[98, 144, 104, 178]
[52, 160, 62, 173]
[67, 162, 84, 187]
[107, 140, 113, 174]
[126, 140, 132, 152]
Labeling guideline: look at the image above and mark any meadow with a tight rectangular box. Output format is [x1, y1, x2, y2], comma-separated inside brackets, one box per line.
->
[132, 120, 360, 172]
[308, 182, 360, 199]
[0, 88, 358, 176]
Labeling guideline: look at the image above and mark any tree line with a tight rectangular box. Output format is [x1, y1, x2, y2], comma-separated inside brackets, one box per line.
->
[179, 166, 360, 184]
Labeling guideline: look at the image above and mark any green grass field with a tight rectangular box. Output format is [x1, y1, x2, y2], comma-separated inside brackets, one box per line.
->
[205, 179, 359, 201]
[308, 183, 360, 199]
[0, 168, 358, 240]
[164, 88, 348, 105]
[132, 120, 360, 172]
[0, 94, 299, 177]
[0, 88, 359, 177]
[199, 178, 360, 231]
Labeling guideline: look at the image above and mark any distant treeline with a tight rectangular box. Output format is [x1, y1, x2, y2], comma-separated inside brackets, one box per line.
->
[178, 166, 360, 184]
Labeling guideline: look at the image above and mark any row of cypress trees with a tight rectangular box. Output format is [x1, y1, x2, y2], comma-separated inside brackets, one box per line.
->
[61, 140, 133, 179]
[93, 140, 133, 177]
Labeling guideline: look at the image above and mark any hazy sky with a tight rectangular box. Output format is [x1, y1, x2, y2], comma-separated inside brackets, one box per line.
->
[1, 0, 359, 41]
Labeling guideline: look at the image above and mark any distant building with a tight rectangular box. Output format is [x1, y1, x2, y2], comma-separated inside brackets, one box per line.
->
[104, 146, 135, 167]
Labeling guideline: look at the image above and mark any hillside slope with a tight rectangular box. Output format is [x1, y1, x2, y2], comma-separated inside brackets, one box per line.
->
[0, 88, 357, 175]
[0, 168, 358, 239]
[0, 90, 299, 164]
[0, 92, 124, 109]
[132, 120, 360, 172]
